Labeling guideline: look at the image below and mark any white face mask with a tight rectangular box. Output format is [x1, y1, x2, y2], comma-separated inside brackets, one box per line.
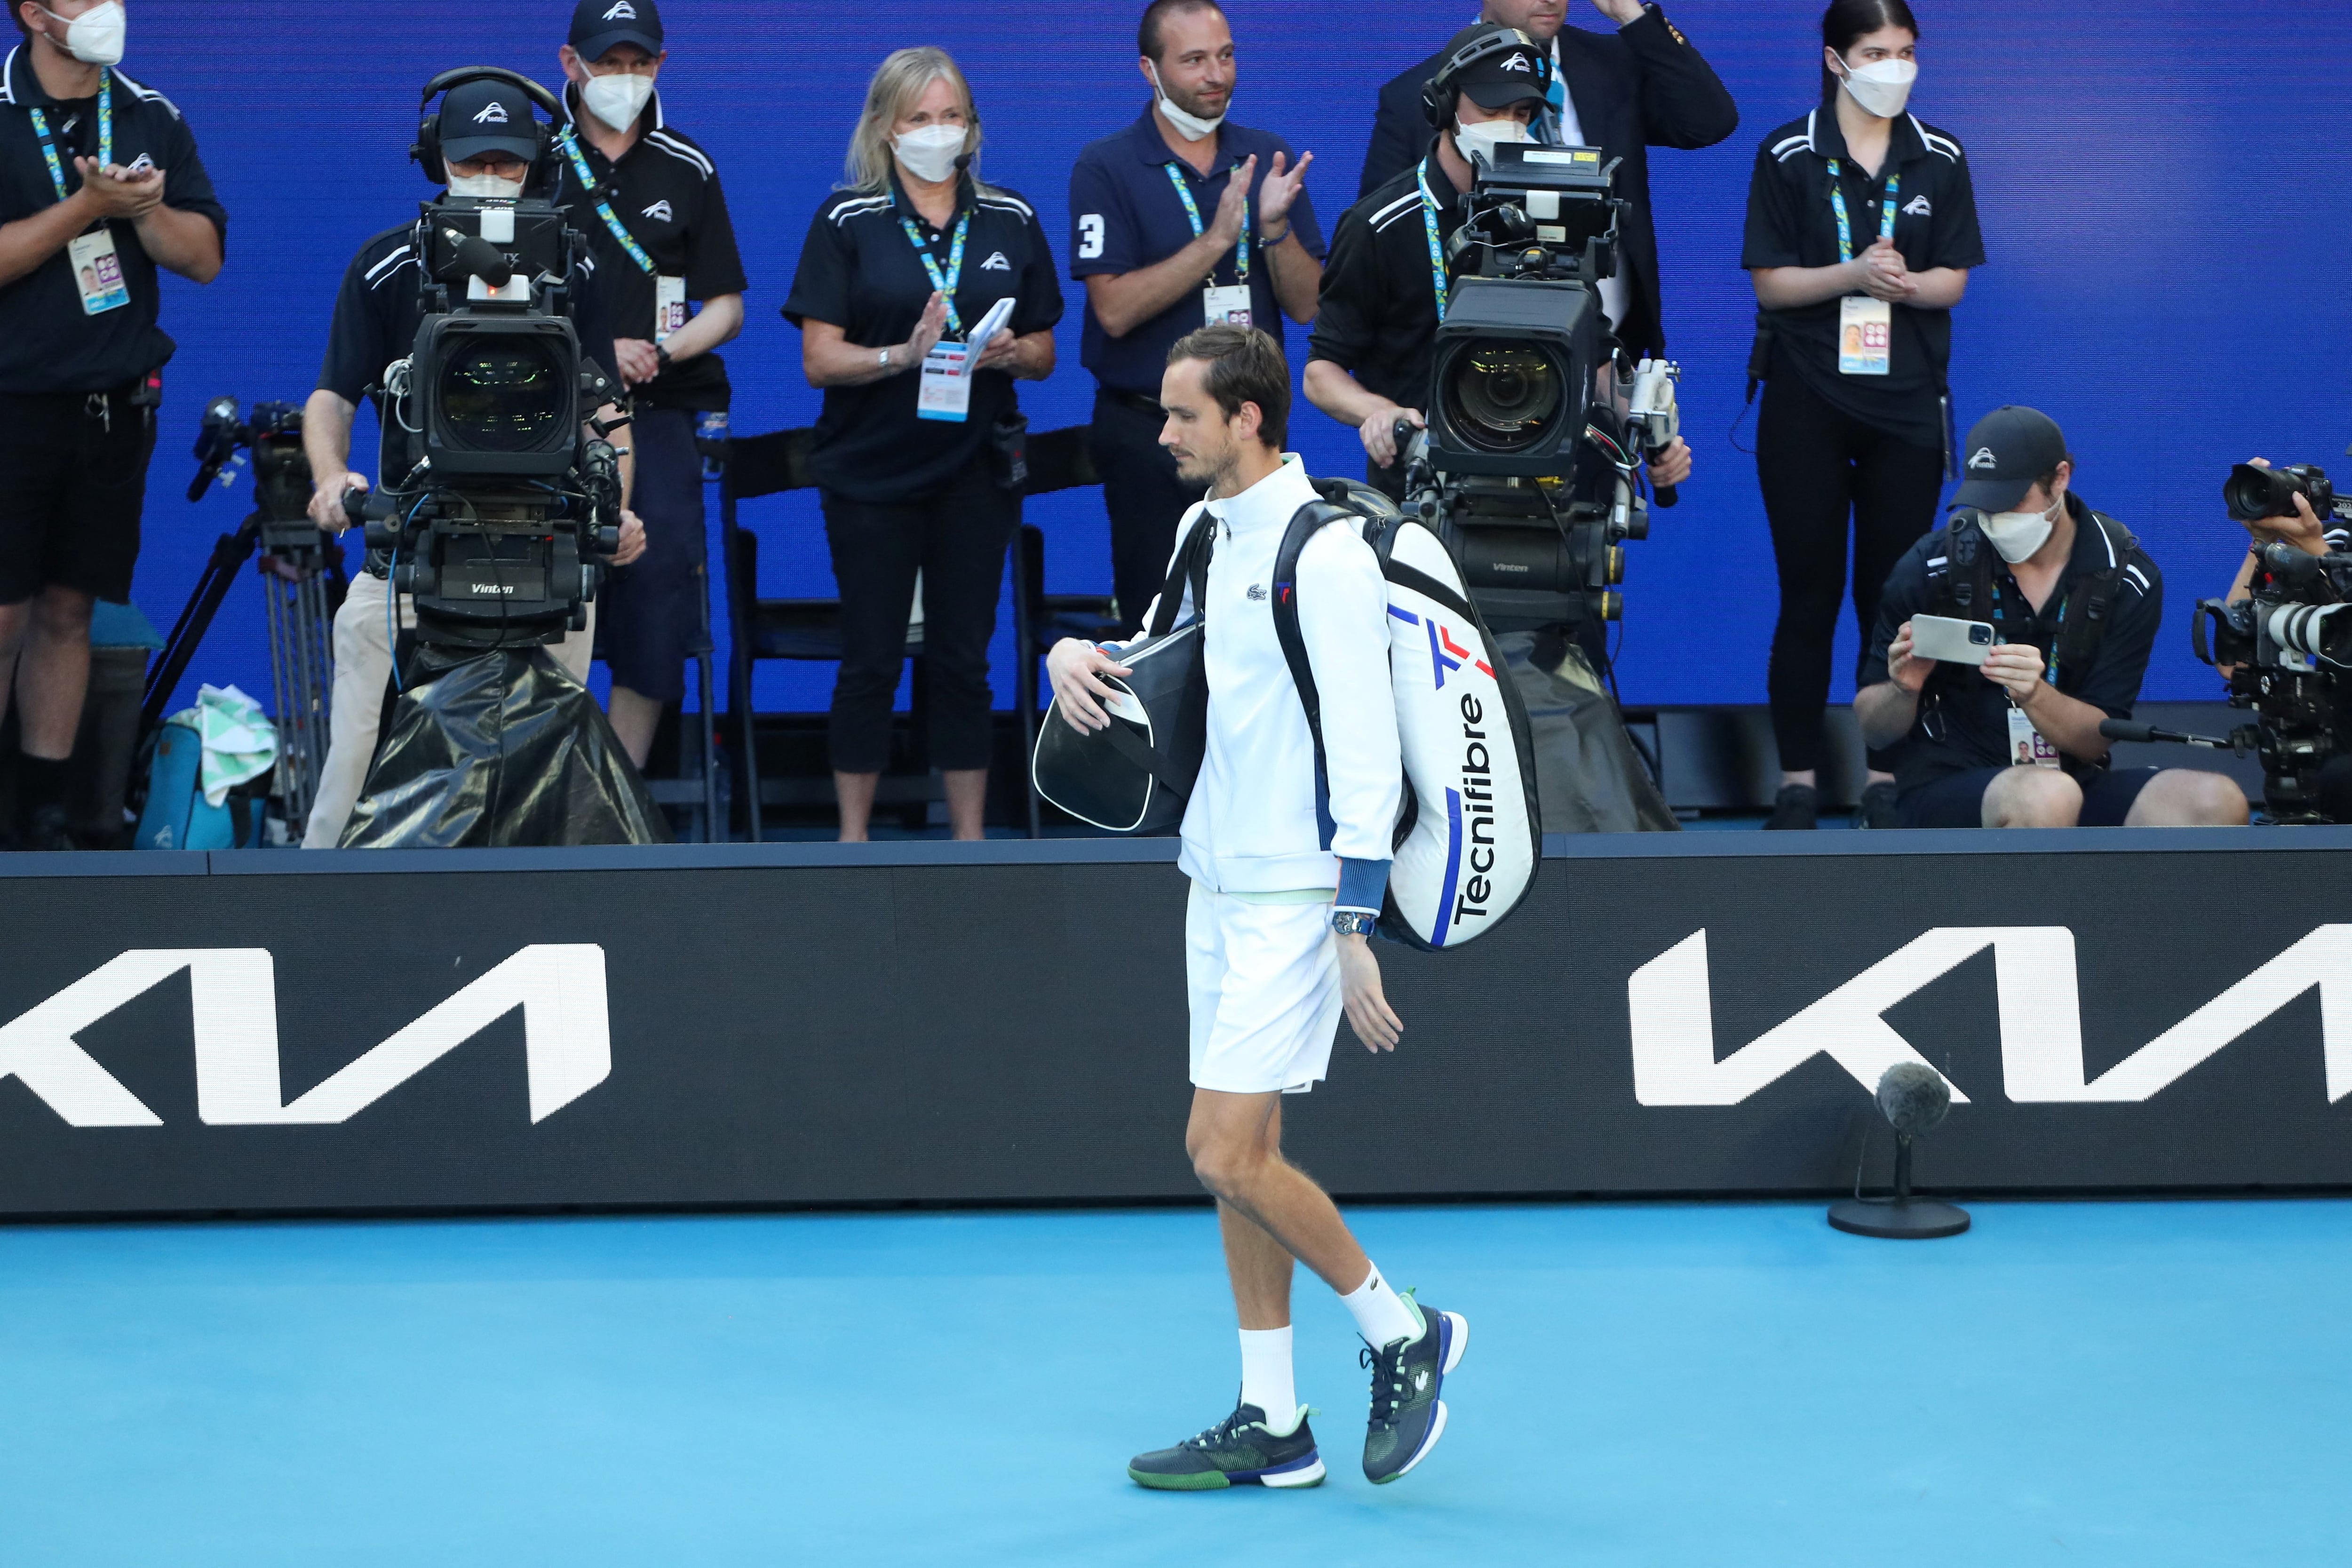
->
[1145, 60, 1226, 142]
[580, 72, 654, 133]
[40, 0, 125, 67]
[447, 171, 525, 200]
[1981, 496, 2061, 564]
[1452, 116, 1530, 170]
[892, 123, 966, 185]
[1836, 54, 1916, 118]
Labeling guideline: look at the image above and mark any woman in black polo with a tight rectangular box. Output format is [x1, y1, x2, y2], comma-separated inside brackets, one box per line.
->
[785, 47, 1062, 841]
[1741, 0, 1982, 829]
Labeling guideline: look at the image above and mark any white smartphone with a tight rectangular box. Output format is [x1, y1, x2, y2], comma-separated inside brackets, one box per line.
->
[1909, 613, 1996, 666]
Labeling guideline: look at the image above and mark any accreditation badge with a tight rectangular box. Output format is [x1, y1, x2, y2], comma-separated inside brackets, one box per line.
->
[68, 230, 129, 316]
[2006, 702, 2061, 770]
[1837, 294, 1891, 376]
[654, 275, 688, 344]
[1202, 284, 1252, 329]
[917, 340, 972, 422]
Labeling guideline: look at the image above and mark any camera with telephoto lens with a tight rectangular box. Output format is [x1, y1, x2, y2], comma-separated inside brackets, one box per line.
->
[1395, 143, 1678, 638]
[354, 191, 623, 650]
[2186, 462, 2352, 821]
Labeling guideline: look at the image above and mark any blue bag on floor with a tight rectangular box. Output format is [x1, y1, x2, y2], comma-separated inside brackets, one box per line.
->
[132, 717, 262, 850]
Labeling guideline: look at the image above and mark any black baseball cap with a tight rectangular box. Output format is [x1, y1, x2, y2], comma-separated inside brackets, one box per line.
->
[439, 78, 542, 166]
[1438, 25, 1549, 113]
[571, 0, 664, 63]
[1953, 406, 2070, 512]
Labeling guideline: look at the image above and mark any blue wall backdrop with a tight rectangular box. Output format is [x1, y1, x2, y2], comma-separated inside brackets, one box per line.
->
[124, 0, 2352, 726]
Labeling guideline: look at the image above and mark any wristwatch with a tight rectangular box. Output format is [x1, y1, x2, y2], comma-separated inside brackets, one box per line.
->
[654, 342, 673, 371]
[1332, 911, 1377, 938]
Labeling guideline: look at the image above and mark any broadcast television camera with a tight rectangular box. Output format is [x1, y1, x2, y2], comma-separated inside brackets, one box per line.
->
[354, 190, 624, 651]
[1395, 143, 1679, 639]
[2186, 466, 2352, 820]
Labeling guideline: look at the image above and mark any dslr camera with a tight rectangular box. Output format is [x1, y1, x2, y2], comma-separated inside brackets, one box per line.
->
[2192, 462, 2352, 820]
[356, 191, 623, 650]
[1396, 143, 1679, 638]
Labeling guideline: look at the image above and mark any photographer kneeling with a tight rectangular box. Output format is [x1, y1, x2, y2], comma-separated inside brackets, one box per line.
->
[1858, 406, 2246, 828]
[297, 74, 644, 849]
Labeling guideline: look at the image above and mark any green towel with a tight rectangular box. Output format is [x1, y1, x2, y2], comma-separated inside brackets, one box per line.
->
[167, 683, 278, 807]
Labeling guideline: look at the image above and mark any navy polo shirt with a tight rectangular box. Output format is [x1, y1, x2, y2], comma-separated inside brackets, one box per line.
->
[551, 87, 747, 414]
[1861, 494, 2163, 793]
[0, 47, 225, 395]
[1741, 97, 1984, 451]
[783, 173, 1063, 505]
[1067, 106, 1324, 398]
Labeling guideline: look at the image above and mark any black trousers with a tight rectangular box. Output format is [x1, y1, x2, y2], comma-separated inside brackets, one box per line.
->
[1756, 373, 1946, 774]
[820, 459, 1017, 776]
[594, 407, 706, 704]
[1090, 388, 1199, 636]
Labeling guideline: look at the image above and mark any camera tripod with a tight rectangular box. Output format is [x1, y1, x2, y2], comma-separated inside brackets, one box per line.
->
[149, 400, 345, 842]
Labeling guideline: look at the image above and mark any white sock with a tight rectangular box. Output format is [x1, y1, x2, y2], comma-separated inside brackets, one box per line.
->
[1338, 1261, 1420, 1349]
[1239, 1326, 1296, 1424]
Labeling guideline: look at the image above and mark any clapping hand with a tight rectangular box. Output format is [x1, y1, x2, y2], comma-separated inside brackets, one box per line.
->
[901, 291, 951, 365]
[1208, 155, 1254, 248]
[1259, 149, 1313, 231]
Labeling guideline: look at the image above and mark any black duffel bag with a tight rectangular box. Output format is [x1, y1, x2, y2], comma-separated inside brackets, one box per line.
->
[1032, 507, 1214, 833]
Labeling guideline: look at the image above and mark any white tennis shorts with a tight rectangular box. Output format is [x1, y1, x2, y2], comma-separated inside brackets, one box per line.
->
[1186, 881, 1343, 1096]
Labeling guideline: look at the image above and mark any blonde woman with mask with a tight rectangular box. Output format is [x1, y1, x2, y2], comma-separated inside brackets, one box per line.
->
[784, 48, 1063, 841]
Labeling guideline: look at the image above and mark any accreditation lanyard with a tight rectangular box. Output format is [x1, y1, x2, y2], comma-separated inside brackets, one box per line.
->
[27, 72, 111, 204]
[1163, 162, 1249, 285]
[898, 205, 970, 337]
[1416, 159, 1450, 318]
[556, 127, 658, 275]
[1826, 159, 1898, 263]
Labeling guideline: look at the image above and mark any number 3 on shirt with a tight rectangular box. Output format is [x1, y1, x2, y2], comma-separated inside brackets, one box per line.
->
[1077, 214, 1105, 261]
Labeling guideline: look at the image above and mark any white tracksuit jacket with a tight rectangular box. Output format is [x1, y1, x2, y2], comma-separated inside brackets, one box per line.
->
[1124, 455, 1402, 909]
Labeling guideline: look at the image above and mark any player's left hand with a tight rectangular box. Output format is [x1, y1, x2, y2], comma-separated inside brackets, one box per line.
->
[1337, 933, 1402, 1052]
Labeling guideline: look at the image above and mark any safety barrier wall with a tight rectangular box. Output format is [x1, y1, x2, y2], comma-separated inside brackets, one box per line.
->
[2, 829, 2349, 1217]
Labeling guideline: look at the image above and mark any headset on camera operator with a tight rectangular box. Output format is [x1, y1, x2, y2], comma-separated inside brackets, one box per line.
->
[0, 0, 224, 851]
[1305, 24, 1685, 833]
[1857, 406, 2248, 829]
[552, 0, 746, 770]
[298, 71, 644, 850]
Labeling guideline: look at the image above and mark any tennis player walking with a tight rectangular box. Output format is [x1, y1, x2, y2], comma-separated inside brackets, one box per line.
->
[1046, 323, 1467, 1491]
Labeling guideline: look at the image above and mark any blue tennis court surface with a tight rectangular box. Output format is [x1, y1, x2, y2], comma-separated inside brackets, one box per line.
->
[1, 1199, 2340, 1565]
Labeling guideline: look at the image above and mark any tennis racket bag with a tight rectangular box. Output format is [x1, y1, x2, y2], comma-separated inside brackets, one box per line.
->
[1031, 507, 1215, 833]
[1271, 479, 1541, 951]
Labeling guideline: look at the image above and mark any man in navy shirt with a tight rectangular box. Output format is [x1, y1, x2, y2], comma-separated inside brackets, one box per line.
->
[1858, 406, 2246, 829]
[0, 8, 223, 849]
[1068, 0, 1324, 633]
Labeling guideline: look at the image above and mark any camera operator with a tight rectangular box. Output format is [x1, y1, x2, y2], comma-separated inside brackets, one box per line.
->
[2225, 459, 2344, 601]
[784, 48, 1061, 843]
[1068, 0, 1324, 635]
[1306, 26, 1688, 834]
[1359, 0, 1734, 364]
[1743, 0, 1981, 830]
[1856, 406, 2248, 829]
[299, 74, 644, 850]
[1307, 27, 1689, 503]
[551, 0, 745, 769]
[0, 0, 225, 850]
